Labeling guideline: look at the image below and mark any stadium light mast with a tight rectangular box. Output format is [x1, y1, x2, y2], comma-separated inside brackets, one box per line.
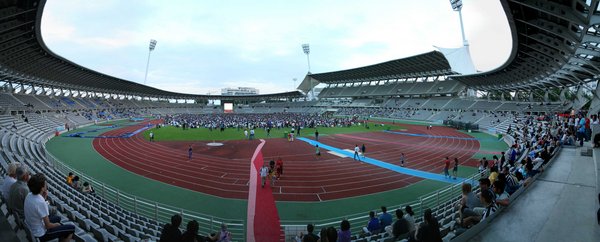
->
[293, 78, 297, 90]
[302, 44, 311, 72]
[302, 43, 314, 99]
[449, 0, 468, 46]
[144, 39, 158, 85]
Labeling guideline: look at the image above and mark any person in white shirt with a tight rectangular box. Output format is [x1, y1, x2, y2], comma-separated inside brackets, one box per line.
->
[403, 205, 416, 233]
[1, 162, 20, 201]
[259, 164, 269, 188]
[353, 145, 361, 161]
[24, 173, 74, 242]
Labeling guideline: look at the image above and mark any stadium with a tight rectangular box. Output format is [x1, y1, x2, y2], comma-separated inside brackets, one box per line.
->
[0, 0, 599, 242]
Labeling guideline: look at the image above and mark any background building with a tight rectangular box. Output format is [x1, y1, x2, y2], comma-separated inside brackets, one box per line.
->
[220, 87, 259, 96]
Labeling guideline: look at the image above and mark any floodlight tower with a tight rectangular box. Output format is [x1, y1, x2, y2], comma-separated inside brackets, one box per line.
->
[302, 44, 311, 72]
[293, 78, 297, 90]
[449, 0, 468, 46]
[144, 39, 158, 85]
[302, 43, 313, 99]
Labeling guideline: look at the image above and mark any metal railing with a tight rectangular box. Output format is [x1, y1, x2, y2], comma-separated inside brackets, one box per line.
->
[43, 144, 245, 240]
[280, 170, 485, 239]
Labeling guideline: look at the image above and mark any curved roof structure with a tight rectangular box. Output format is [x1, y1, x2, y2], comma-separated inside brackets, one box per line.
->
[2, 0, 598, 98]
[452, 0, 600, 91]
[0, 0, 302, 100]
[308, 51, 455, 84]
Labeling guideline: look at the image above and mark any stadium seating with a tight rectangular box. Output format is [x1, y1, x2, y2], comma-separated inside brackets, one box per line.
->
[0, 88, 573, 242]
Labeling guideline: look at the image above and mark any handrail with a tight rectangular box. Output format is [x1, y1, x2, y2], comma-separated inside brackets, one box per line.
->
[280, 170, 485, 238]
[281, 141, 529, 240]
[450, 146, 562, 242]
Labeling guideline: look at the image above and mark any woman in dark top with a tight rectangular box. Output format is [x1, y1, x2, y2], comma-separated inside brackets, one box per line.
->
[415, 209, 442, 242]
[159, 214, 182, 242]
[181, 220, 207, 242]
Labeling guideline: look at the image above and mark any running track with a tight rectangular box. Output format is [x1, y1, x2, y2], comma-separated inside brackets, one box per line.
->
[92, 123, 481, 202]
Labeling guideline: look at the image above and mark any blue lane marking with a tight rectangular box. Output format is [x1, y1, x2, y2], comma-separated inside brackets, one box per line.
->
[384, 130, 500, 142]
[64, 124, 152, 139]
[297, 137, 464, 184]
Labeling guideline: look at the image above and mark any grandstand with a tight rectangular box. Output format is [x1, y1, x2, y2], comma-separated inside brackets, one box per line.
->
[0, 0, 599, 242]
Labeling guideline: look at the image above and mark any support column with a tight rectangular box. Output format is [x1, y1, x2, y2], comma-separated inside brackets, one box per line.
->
[589, 80, 600, 117]
[560, 87, 567, 103]
[572, 85, 587, 111]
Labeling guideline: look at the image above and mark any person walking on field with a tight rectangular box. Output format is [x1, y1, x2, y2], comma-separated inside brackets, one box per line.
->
[400, 153, 406, 167]
[149, 131, 154, 142]
[276, 157, 283, 180]
[315, 130, 319, 141]
[361, 144, 366, 158]
[259, 164, 269, 188]
[354, 145, 361, 161]
[188, 145, 193, 160]
[315, 144, 321, 159]
[269, 163, 276, 186]
[443, 157, 450, 179]
[453, 158, 459, 179]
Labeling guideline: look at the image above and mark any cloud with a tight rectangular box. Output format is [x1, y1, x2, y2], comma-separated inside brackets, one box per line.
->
[40, 1, 512, 96]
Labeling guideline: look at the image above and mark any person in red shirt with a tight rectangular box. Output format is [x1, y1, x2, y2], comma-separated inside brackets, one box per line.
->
[585, 117, 591, 141]
[276, 157, 284, 180]
[444, 157, 450, 179]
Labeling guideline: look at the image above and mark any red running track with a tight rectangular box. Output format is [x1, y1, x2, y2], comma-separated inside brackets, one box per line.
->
[92, 123, 480, 202]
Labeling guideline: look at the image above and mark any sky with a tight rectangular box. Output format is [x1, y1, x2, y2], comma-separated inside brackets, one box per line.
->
[40, 0, 511, 96]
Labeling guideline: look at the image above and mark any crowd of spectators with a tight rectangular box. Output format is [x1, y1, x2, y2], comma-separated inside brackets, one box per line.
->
[1, 163, 76, 242]
[159, 214, 232, 242]
[289, 111, 574, 242]
[448, 112, 570, 237]
[162, 113, 358, 131]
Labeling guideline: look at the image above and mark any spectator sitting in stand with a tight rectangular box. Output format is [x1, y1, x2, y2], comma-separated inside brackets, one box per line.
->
[326, 226, 338, 242]
[461, 190, 498, 228]
[362, 211, 381, 235]
[181, 220, 207, 242]
[493, 180, 510, 207]
[385, 209, 410, 241]
[159, 214, 182, 242]
[81, 182, 95, 195]
[378, 206, 393, 229]
[404, 205, 416, 234]
[502, 167, 520, 194]
[300, 224, 319, 242]
[8, 165, 30, 218]
[209, 223, 232, 242]
[414, 208, 442, 242]
[2, 162, 20, 201]
[71, 176, 80, 190]
[65, 172, 74, 186]
[337, 220, 351, 242]
[24, 173, 75, 242]
[456, 183, 482, 220]
[488, 166, 500, 184]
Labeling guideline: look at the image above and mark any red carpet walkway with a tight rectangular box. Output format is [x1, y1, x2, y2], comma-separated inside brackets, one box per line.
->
[246, 139, 281, 242]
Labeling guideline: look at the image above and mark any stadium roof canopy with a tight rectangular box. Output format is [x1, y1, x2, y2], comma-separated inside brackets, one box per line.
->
[308, 51, 455, 85]
[0, 0, 302, 100]
[452, 0, 600, 91]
